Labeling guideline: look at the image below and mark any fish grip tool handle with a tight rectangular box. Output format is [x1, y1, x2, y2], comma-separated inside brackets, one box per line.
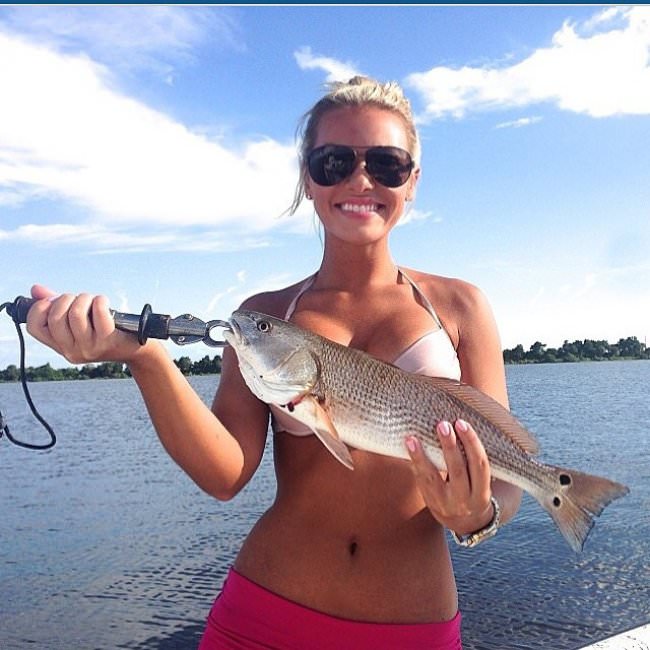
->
[1, 296, 231, 450]
[5, 296, 37, 325]
[112, 304, 171, 345]
[7, 296, 229, 347]
[106, 304, 230, 347]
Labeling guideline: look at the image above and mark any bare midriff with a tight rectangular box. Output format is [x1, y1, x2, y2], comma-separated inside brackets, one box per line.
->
[233, 431, 458, 624]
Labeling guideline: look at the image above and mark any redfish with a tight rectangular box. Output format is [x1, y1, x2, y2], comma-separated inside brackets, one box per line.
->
[224, 310, 629, 552]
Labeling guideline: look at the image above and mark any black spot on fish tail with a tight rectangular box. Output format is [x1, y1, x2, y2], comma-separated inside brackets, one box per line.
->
[536, 465, 629, 552]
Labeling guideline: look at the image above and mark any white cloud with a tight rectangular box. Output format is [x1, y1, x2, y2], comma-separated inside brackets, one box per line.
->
[407, 6, 650, 120]
[0, 223, 271, 254]
[0, 30, 311, 240]
[495, 116, 543, 129]
[0, 6, 242, 78]
[203, 269, 297, 317]
[294, 46, 361, 82]
[397, 208, 439, 227]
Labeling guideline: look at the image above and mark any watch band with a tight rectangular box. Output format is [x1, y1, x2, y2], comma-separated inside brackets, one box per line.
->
[451, 496, 501, 548]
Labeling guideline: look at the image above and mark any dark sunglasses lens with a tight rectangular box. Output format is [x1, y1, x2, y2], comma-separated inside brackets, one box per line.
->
[307, 145, 413, 188]
[365, 147, 413, 187]
[308, 146, 356, 186]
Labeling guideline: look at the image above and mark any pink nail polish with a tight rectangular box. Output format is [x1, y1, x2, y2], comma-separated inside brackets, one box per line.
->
[456, 419, 469, 433]
[406, 437, 418, 453]
[439, 421, 452, 436]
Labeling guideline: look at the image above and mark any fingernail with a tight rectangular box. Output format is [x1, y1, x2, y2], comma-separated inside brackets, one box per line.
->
[406, 436, 419, 453]
[47, 295, 61, 302]
[438, 421, 452, 437]
[456, 419, 469, 433]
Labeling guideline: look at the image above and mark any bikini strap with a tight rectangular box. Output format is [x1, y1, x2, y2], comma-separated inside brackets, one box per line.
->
[284, 274, 317, 320]
[286, 269, 443, 328]
[398, 267, 444, 330]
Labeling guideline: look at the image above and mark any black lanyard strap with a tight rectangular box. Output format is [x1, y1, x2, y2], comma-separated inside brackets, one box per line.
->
[0, 301, 57, 450]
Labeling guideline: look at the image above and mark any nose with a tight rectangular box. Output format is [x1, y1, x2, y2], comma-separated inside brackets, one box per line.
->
[344, 154, 374, 190]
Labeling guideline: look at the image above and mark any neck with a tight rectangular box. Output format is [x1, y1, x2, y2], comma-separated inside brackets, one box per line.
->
[316, 238, 400, 290]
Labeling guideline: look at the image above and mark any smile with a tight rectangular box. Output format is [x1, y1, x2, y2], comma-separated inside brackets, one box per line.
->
[338, 202, 382, 213]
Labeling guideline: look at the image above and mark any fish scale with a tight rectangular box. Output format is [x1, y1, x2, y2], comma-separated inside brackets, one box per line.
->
[225, 309, 629, 552]
[321, 340, 540, 479]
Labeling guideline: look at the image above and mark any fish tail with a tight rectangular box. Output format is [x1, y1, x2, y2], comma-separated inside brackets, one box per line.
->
[536, 465, 629, 552]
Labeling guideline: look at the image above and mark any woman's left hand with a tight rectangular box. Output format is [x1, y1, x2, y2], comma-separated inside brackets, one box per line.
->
[406, 419, 494, 536]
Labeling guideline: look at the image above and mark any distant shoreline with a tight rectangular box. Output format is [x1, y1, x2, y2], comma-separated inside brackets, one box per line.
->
[505, 356, 648, 365]
[502, 336, 648, 365]
[1, 340, 648, 383]
[0, 354, 222, 383]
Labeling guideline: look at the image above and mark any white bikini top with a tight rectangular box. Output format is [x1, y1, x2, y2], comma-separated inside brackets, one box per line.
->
[270, 268, 461, 436]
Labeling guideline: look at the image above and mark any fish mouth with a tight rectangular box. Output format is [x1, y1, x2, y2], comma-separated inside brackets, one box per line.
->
[225, 316, 243, 346]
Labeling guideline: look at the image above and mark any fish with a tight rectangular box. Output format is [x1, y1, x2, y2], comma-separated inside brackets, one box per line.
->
[223, 309, 630, 552]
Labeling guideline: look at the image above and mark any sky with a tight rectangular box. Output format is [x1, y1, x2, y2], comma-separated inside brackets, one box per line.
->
[0, 5, 649, 370]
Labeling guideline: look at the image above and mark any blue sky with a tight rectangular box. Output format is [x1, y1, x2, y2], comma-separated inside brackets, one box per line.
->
[1, 5, 649, 369]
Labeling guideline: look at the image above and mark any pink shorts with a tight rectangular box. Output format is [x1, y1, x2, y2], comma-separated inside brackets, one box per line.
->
[199, 568, 462, 649]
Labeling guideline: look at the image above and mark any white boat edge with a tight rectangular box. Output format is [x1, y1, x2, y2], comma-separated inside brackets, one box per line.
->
[577, 623, 650, 650]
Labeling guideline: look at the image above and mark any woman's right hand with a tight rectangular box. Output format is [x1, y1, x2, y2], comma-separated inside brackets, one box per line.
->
[26, 284, 150, 365]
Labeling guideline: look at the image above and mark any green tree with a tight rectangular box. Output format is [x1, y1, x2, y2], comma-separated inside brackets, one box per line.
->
[526, 341, 547, 362]
[175, 356, 193, 375]
[1, 364, 20, 382]
[26, 363, 59, 382]
[503, 344, 525, 364]
[560, 340, 581, 360]
[617, 336, 643, 358]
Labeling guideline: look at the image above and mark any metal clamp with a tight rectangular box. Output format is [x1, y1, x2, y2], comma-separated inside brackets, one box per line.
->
[6, 296, 231, 347]
[107, 305, 231, 347]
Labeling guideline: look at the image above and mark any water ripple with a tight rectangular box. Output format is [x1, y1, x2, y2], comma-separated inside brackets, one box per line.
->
[1, 364, 649, 649]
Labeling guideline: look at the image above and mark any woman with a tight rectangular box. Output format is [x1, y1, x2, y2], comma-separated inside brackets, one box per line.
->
[27, 76, 521, 649]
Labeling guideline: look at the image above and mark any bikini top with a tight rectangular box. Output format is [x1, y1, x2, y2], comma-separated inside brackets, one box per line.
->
[269, 268, 461, 436]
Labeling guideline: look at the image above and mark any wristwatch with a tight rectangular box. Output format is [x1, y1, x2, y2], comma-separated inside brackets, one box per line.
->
[450, 496, 501, 548]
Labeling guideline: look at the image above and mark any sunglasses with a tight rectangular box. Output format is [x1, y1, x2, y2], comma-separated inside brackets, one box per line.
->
[307, 144, 414, 188]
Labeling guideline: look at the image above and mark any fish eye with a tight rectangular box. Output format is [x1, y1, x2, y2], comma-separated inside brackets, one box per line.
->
[257, 320, 272, 333]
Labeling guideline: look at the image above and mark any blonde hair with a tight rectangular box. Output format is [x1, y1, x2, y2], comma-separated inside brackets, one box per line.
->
[288, 76, 421, 215]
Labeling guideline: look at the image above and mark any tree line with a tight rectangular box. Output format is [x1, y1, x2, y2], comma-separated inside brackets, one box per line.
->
[503, 336, 648, 364]
[0, 337, 648, 383]
[0, 354, 222, 383]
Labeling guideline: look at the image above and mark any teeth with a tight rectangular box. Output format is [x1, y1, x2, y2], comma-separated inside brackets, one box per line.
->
[340, 203, 379, 213]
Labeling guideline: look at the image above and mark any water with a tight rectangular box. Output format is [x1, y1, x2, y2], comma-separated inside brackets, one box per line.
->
[454, 361, 650, 649]
[1, 362, 648, 649]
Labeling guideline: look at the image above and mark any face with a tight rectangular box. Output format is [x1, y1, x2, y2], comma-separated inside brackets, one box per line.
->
[305, 106, 420, 246]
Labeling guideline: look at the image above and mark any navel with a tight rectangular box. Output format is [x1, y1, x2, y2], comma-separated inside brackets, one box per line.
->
[347, 537, 359, 557]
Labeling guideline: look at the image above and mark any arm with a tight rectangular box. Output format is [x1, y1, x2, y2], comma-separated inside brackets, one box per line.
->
[26, 285, 269, 501]
[454, 281, 522, 528]
[407, 280, 522, 535]
[127, 342, 269, 500]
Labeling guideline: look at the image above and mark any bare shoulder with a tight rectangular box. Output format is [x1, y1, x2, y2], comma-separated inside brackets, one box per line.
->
[237, 276, 313, 320]
[402, 268, 506, 401]
[402, 268, 493, 327]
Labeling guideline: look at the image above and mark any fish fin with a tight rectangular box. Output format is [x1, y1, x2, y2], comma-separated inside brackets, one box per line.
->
[535, 465, 629, 552]
[298, 396, 355, 470]
[427, 376, 540, 455]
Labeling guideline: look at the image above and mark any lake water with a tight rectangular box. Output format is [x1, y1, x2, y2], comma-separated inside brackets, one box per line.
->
[1, 361, 649, 649]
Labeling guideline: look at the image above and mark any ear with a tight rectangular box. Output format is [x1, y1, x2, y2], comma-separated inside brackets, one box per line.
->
[304, 176, 315, 201]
